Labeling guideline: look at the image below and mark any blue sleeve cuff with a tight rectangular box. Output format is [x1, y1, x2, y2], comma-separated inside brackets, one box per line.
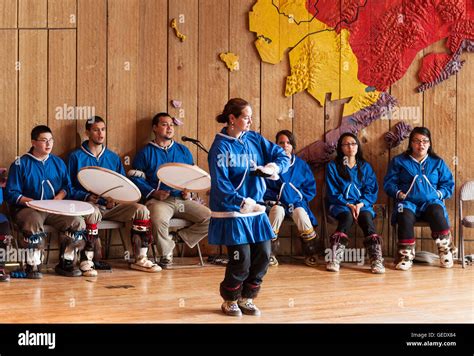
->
[437, 190, 443, 199]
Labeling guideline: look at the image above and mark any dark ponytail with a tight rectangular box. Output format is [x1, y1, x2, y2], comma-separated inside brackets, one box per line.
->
[216, 98, 249, 124]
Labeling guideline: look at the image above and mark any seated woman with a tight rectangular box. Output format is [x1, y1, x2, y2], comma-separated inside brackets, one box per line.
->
[384, 126, 455, 271]
[264, 130, 318, 267]
[326, 133, 384, 273]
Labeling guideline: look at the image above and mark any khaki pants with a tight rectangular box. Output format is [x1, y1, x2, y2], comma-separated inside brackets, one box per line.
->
[14, 207, 86, 265]
[83, 203, 150, 261]
[85, 203, 149, 225]
[269, 205, 313, 237]
[15, 207, 85, 236]
[146, 197, 211, 256]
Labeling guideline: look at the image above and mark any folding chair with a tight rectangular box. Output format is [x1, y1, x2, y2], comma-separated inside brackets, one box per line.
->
[151, 218, 204, 268]
[42, 220, 126, 264]
[459, 180, 474, 268]
[391, 219, 430, 259]
[170, 218, 204, 267]
[100, 220, 127, 259]
[4, 202, 57, 265]
[390, 198, 452, 260]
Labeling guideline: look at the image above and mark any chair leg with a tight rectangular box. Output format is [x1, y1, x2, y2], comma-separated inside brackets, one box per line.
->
[151, 240, 157, 263]
[45, 233, 51, 265]
[105, 231, 111, 260]
[460, 225, 465, 269]
[197, 243, 204, 266]
[12, 237, 19, 264]
[290, 226, 293, 259]
[392, 224, 397, 259]
[118, 228, 126, 256]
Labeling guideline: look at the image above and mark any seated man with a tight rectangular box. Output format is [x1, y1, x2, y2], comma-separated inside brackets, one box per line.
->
[6, 125, 86, 278]
[264, 130, 318, 267]
[67, 116, 160, 275]
[129, 112, 211, 269]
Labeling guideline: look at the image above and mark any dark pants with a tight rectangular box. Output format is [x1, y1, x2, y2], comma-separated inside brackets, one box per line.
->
[396, 203, 449, 241]
[335, 211, 376, 236]
[220, 240, 271, 301]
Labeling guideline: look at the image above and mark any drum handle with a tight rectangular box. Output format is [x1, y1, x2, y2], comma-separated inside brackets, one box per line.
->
[97, 185, 124, 198]
[180, 175, 209, 186]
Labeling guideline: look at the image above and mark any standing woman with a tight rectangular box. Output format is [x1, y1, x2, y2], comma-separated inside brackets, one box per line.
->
[325, 133, 384, 273]
[384, 127, 455, 270]
[208, 98, 290, 317]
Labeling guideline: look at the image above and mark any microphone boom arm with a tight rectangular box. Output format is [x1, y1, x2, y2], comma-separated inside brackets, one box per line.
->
[183, 137, 209, 154]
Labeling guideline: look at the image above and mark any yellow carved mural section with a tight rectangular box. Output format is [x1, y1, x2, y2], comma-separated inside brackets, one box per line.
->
[249, 0, 380, 116]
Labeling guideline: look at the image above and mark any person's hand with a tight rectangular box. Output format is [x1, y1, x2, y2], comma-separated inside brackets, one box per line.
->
[87, 194, 100, 204]
[181, 188, 191, 200]
[255, 163, 280, 180]
[398, 191, 407, 200]
[20, 197, 34, 206]
[105, 197, 116, 209]
[347, 204, 357, 220]
[240, 197, 265, 214]
[354, 203, 364, 220]
[153, 189, 170, 201]
[54, 190, 67, 200]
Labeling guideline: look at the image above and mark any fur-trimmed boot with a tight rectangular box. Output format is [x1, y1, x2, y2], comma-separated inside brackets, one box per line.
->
[239, 283, 261, 316]
[80, 251, 98, 277]
[55, 231, 84, 277]
[220, 282, 243, 317]
[22, 232, 46, 279]
[395, 241, 415, 271]
[0, 267, 9, 282]
[25, 249, 44, 279]
[130, 219, 161, 272]
[433, 230, 455, 268]
[301, 229, 319, 267]
[79, 224, 98, 277]
[326, 232, 348, 272]
[269, 238, 280, 267]
[364, 234, 385, 274]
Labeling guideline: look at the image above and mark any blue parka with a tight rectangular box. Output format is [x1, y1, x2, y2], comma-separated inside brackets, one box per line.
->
[264, 154, 317, 226]
[130, 141, 193, 199]
[384, 153, 454, 223]
[325, 159, 378, 218]
[208, 129, 290, 246]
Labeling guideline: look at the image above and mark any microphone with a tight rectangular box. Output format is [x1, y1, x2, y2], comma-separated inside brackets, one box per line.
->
[182, 136, 200, 143]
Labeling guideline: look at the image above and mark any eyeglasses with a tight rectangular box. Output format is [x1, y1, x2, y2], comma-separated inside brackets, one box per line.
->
[341, 142, 358, 147]
[412, 139, 430, 145]
[35, 138, 54, 144]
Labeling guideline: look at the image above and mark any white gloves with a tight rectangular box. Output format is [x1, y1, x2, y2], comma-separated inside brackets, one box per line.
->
[254, 162, 280, 180]
[240, 197, 266, 214]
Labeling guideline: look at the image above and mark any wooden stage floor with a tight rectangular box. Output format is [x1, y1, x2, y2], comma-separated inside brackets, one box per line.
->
[2, 257, 473, 323]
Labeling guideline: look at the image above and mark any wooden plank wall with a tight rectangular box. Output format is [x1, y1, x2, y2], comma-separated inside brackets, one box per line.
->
[0, 30, 17, 168]
[76, 0, 106, 141]
[0, 0, 473, 257]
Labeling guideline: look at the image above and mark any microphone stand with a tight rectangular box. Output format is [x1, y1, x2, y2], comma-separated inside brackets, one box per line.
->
[186, 139, 229, 262]
[185, 138, 209, 154]
[196, 141, 209, 154]
[185, 139, 224, 257]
